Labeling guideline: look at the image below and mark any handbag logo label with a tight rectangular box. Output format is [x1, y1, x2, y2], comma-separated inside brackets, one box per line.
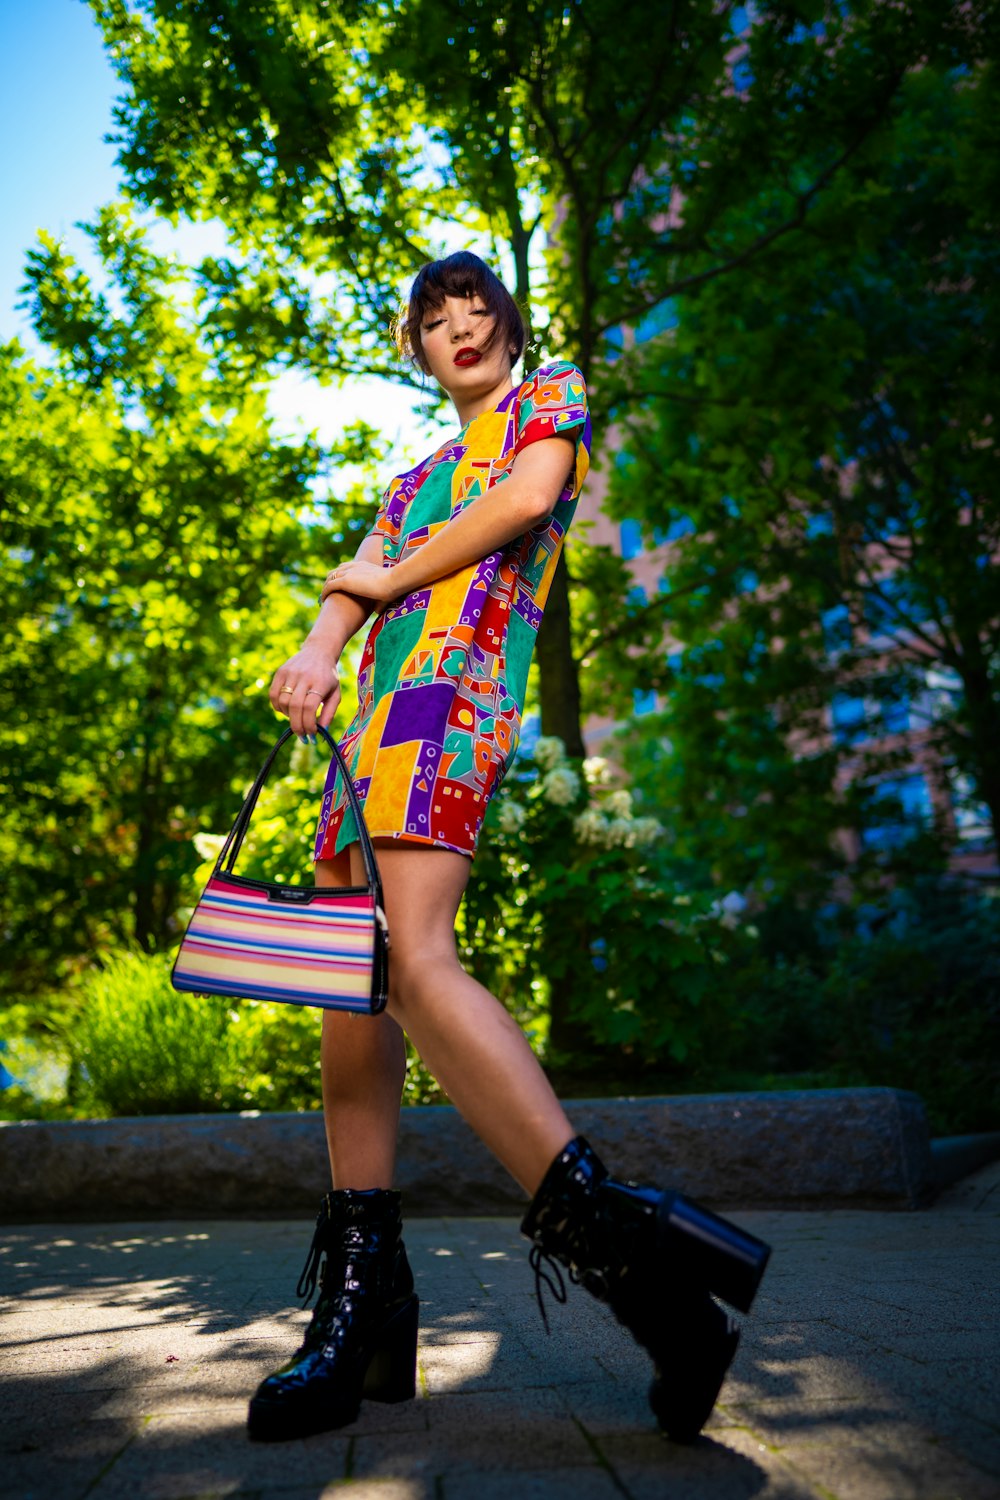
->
[268, 886, 315, 904]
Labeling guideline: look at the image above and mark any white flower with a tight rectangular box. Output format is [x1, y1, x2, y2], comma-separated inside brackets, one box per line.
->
[710, 891, 748, 929]
[573, 807, 609, 845]
[533, 735, 566, 771]
[606, 788, 634, 818]
[542, 766, 580, 806]
[631, 816, 664, 845]
[193, 832, 226, 863]
[606, 816, 637, 847]
[497, 799, 527, 835]
[583, 756, 611, 786]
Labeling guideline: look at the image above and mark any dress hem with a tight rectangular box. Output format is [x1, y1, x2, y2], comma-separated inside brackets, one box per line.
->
[316, 828, 476, 862]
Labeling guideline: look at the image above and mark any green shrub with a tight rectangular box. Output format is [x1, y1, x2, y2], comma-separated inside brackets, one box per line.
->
[13, 947, 440, 1119]
[70, 952, 234, 1115]
[464, 737, 756, 1072]
[712, 879, 1000, 1134]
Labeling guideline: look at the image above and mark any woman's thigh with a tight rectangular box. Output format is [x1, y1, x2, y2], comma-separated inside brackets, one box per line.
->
[347, 839, 471, 981]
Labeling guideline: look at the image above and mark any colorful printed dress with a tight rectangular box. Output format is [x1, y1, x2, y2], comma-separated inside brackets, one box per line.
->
[314, 361, 591, 860]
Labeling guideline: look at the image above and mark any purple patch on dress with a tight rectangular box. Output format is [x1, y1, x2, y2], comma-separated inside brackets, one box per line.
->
[404, 742, 439, 833]
[513, 595, 545, 632]
[381, 681, 455, 747]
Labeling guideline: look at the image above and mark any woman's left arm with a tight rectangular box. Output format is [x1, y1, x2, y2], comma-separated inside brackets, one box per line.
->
[321, 436, 576, 607]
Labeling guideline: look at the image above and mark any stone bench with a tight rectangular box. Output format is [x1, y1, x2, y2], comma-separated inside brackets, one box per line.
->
[0, 1087, 933, 1218]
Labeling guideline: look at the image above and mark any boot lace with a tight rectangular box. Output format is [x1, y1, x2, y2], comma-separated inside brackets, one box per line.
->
[295, 1225, 324, 1304]
[528, 1244, 585, 1333]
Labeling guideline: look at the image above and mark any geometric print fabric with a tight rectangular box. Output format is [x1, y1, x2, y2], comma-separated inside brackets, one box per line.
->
[314, 360, 591, 860]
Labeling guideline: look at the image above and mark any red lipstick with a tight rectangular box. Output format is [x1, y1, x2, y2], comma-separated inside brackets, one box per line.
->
[454, 347, 481, 367]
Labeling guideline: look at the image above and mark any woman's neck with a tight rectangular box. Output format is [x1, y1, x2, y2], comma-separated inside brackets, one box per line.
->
[451, 371, 515, 429]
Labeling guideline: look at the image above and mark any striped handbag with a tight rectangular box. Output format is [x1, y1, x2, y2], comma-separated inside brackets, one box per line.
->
[171, 726, 389, 1013]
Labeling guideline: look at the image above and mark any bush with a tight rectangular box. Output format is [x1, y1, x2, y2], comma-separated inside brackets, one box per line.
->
[70, 952, 234, 1115]
[464, 737, 757, 1073]
[713, 878, 1000, 1134]
[1, 946, 443, 1119]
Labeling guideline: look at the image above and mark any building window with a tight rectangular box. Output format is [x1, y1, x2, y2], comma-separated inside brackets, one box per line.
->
[603, 325, 624, 360]
[619, 519, 643, 560]
[634, 300, 677, 344]
[948, 771, 993, 846]
[806, 512, 833, 538]
[821, 602, 852, 654]
[880, 693, 910, 736]
[863, 574, 932, 649]
[860, 773, 933, 850]
[653, 515, 695, 544]
[831, 690, 869, 746]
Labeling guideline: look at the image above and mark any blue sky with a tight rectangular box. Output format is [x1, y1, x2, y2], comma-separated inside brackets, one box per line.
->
[0, 0, 439, 459]
[0, 0, 120, 340]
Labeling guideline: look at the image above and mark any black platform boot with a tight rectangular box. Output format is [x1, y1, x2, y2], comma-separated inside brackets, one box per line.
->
[247, 1188, 418, 1442]
[521, 1137, 771, 1443]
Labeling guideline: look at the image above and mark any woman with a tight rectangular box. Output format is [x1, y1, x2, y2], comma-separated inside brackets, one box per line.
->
[250, 252, 769, 1444]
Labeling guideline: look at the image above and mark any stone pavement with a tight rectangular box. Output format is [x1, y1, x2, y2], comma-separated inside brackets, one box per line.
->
[1, 1163, 997, 1500]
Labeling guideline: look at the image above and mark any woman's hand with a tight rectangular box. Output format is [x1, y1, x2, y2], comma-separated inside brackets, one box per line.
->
[268, 645, 342, 739]
[321, 559, 398, 608]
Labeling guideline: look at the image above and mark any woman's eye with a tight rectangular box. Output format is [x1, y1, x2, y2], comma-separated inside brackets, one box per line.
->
[424, 318, 443, 330]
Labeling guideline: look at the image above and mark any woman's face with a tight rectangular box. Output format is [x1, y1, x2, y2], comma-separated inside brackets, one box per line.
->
[419, 294, 513, 403]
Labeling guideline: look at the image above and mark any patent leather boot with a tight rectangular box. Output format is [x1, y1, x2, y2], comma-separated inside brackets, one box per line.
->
[247, 1188, 418, 1442]
[521, 1136, 771, 1442]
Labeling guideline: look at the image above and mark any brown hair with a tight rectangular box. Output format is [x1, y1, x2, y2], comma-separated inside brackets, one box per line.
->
[397, 252, 527, 375]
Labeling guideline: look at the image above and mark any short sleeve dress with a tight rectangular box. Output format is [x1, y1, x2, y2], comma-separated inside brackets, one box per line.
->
[314, 360, 591, 861]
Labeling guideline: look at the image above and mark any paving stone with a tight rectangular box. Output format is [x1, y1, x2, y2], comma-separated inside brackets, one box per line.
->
[257, 1484, 432, 1500]
[86, 1411, 352, 1499]
[442, 1469, 622, 1500]
[2, 1202, 998, 1500]
[1, 1418, 136, 1500]
[762, 1427, 999, 1500]
[357, 1386, 594, 1476]
[599, 1425, 822, 1498]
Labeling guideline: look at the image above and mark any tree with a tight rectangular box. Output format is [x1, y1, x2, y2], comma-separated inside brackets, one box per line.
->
[0, 205, 375, 996]
[89, 0, 982, 753]
[601, 57, 1000, 897]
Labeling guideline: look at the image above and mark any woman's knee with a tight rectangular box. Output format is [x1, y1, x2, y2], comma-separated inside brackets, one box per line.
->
[386, 940, 464, 1019]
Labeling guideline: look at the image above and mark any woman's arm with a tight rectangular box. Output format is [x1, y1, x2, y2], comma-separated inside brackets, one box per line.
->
[320, 436, 576, 608]
[268, 530, 383, 737]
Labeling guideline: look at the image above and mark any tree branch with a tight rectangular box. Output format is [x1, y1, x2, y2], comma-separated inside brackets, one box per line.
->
[595, 78, 906, 338]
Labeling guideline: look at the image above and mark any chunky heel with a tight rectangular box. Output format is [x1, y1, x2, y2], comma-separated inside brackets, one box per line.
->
[363, 1293, 419, 1403]
[521, 1136, 771, 1443]
[248, 1189, 418, 1442]
[649, 1294, 741, 1443]
[658, 1192, 771, 1314]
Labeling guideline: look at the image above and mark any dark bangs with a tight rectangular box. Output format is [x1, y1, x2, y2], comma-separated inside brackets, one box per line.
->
[398, 252, 526, 373]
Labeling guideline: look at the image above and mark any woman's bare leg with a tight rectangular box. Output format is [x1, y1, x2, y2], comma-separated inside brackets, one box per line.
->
[355, 841, 574, 1197]
[316, 854, 407, 1189]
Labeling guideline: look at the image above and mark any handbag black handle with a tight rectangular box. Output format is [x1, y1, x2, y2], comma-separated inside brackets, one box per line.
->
[214, 726, 383, 902]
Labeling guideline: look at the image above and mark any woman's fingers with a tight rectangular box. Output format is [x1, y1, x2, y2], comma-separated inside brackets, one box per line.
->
[315, 682, 342, 731]
[268, 649, 340, 736]
[275, 675, 341, 739]
[269, 667, 296, 717]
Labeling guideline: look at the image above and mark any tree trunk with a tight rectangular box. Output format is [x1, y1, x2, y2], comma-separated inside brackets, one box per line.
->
[955, 648, 1000, 855]
[536, 552, 585, 757]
